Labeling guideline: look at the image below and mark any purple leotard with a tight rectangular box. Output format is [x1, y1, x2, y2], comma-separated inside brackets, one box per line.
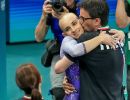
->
[60, 36, 86, 100]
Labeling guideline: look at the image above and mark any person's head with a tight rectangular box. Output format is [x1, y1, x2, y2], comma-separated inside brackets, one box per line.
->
[65, 0, 76, 8]
[78, 0, 109, 32]
[59, 13, 84, 39]
[16, 63, 42, 100]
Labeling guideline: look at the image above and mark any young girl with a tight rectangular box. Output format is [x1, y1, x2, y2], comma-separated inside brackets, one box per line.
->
[16, 63, 43, 100]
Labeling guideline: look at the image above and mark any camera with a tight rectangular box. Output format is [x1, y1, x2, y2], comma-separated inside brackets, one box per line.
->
[48, 0, 64, 12]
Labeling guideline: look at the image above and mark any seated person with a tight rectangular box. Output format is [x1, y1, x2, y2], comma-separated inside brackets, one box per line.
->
[55, 13, 124, 100]
[15, 63, 43, 100]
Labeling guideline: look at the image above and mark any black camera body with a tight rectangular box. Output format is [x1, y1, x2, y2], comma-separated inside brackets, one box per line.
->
[48, 0, 64, 12]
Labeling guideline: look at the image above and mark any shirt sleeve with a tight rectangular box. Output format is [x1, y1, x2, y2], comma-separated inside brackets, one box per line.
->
[64, 53, 77, 63]
[60, 36, 86, 58]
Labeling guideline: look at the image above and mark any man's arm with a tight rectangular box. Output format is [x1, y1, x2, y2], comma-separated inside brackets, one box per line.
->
[35, 13, 49, 42]
[116, 0, 130, 28]
[35, 15, 48, 42]
[35, 0, 51, 42]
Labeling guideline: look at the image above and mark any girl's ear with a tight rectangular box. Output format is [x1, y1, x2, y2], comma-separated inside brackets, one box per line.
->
[62, 32, 66, 37]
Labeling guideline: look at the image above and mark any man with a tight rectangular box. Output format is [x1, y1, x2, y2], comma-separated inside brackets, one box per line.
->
[58, 0, 125, 100]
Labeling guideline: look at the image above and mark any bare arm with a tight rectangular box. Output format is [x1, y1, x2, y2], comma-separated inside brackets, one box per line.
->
[116, 0, 130, 28]
[83, 31, 117, 53]
[55, 56, 73, 74]
[35, 0, 52, 42]
[35, 14, 49, 42]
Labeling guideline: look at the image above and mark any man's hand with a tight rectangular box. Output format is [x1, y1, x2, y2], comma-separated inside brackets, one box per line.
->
[43, 0, 53, 17]
[63, 76, 75, 94]
[109, 29, 125, 43]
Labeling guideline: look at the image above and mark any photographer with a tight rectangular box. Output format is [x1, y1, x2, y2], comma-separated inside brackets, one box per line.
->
[35, 0, 79, 100]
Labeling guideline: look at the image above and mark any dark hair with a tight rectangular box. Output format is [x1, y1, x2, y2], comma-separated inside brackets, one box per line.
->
[125, 0, 130, 17]
[16, 63, 42, 100]
[78, 0, 109, 26]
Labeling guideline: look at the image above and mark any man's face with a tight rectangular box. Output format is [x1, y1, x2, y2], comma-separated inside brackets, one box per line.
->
[79, 8, 97, 32]
[60, 13, 84, 39]
[65, 0, 74, 7]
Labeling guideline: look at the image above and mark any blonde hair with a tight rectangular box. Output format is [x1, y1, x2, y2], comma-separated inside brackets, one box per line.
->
[59, 13, 76, 30]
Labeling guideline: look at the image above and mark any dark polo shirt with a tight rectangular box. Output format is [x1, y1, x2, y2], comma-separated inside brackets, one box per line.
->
[66, 31, 124, 100]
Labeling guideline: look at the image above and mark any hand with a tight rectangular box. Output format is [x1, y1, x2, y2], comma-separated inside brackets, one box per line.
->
[65, 0, 74, 7]
[42, 0, 53, 16]
[99, 31, 118, 50]
[51, 6, 69, 19]
[109, 29, 125, 43]
[63, 76, 75, 94]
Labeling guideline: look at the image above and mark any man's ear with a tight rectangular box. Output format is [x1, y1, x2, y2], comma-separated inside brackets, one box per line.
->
[93, 18, 101, 28]
[95, 18, 101, 25]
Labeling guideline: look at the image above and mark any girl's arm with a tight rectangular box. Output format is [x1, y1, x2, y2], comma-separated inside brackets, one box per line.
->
[55, 56, 73, 74]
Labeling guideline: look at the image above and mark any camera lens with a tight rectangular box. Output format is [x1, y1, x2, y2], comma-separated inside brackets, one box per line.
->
[52, 2, 63, 12]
